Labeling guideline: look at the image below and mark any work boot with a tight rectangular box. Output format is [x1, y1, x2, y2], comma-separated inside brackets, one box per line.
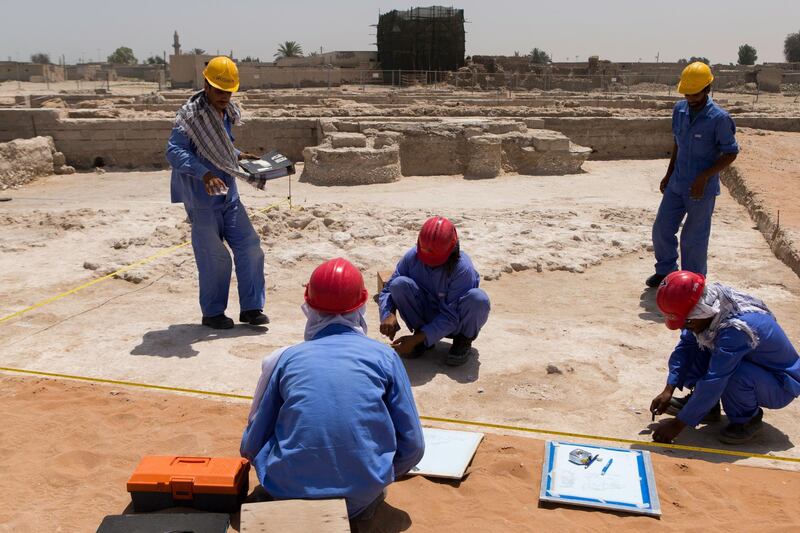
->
[240, 309, 269, 326]
[718, 408, 764, 445]
[645, 273, 667, 288]
[665, 393, 721, 423]
[354, 489, 387, 522]
[202, 314, 234, 330]
[446, 335, 473, 367]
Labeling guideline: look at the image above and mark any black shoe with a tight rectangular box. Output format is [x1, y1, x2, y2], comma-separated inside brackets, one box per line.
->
[718, 408, 764, 445]
[446, 335, 473, 367]
[645, 273, 667, 288]
[665, 393, 722, 423]
[240, 309, 269, 326]
[202, 314, 234, 329]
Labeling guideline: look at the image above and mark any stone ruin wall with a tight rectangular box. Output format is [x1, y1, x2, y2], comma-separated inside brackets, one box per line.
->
[0, 108, 798, 172]
[301, 119, 592, 185]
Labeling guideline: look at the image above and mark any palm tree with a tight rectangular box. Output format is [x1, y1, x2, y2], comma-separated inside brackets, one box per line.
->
[275, 41, 303, 59]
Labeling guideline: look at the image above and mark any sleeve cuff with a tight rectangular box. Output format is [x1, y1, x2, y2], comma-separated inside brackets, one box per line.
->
[676, 411, 699, 428]
[192, 161, 211, 180]
[420, 325, 438, 347]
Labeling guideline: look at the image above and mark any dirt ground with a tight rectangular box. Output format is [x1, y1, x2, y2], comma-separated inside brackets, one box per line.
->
[1, 159, 800, 531]
[1, 160, 799, 464]
[729, 129, 800, 236]
[2, 375, 800, 533]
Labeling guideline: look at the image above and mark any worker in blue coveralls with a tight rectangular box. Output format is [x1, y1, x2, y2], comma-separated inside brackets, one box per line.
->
[650, 271, 800, 445]
[241, 258, 425, 520]
[646, 62, 739, 288]
[166, 56, 267, 329]
[379, 216, 491, 367]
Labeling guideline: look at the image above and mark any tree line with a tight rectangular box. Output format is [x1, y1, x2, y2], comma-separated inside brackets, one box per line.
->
[26, 31, 800, 67]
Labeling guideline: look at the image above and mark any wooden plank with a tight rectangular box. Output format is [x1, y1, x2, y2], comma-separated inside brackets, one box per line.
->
[240, 498, 350, 533]
[377, 270, 394, 294]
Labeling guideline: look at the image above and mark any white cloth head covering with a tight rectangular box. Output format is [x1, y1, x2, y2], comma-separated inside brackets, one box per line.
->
[302, 302, 368, 341]
[687, 282, 772, 350]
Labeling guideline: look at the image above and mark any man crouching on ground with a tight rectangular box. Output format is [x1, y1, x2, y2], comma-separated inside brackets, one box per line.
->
[240, 258, 425, 520]
[650, 271, 800, 445]
[379, 216, 491, 366]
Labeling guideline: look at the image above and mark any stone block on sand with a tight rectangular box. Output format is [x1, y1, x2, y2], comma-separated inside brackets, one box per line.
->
[331, 133, 368, 149]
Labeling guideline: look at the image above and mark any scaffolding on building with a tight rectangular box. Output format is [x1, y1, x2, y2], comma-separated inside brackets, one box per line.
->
[376, 5, 466, 78]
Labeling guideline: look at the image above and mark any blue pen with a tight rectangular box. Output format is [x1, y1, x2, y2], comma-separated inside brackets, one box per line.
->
[601, 458, 614, 476]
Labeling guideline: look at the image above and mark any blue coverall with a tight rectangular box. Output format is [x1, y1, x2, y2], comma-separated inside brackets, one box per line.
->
[652, 97, 739, 276]
[165, 114, 265, 317]
[240, 324, 425, 518]
[668, 312, 800, 426]
[378, 248, 491, 347]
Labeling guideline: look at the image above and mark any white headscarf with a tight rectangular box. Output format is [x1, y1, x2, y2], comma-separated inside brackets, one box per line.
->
[687, 282, 772, 350]
[302, 302, 369, 341]
[246, 303, 369, 424]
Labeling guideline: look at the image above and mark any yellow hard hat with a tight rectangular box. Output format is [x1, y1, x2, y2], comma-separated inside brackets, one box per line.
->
[677, 61, 713, 95]
[203, 56, 239, 93]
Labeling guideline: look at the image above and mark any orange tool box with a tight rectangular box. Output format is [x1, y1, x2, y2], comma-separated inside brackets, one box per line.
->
[127, 456, 250, 513]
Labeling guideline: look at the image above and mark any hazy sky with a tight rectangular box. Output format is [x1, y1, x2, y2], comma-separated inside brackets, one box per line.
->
[2, 0, 798, 64]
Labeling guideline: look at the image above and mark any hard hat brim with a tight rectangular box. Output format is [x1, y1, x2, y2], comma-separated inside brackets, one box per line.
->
[203, 74, 239, 93]
[677, 81, 705, 95]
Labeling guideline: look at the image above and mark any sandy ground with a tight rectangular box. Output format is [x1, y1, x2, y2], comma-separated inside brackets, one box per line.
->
[2, 375, 800, 533]
[731, 129, 800, 235]
[1, 160, 799, 474]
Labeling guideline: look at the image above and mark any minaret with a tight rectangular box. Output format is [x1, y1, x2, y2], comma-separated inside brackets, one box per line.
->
[173, 31, 181, 56]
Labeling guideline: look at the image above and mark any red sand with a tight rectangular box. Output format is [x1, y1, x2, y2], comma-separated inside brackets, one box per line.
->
[1, 374, 799, 532]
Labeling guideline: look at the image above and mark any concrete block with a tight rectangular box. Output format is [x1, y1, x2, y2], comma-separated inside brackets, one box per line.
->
[529, 130, 570, 152]
[330, 133, 367, 148]
[523, 118, 546, 129]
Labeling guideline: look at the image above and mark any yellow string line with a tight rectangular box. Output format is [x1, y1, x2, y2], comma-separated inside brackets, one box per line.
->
[1, 365, 798, 464]
[0, 198, 290, 325]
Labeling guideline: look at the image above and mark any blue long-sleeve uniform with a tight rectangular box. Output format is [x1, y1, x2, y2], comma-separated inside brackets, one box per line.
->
[166, 114, 240, 209]
[667, 312, 800, 426]
[240, 324, 425, 518]
[378, 248, 490, 346]
[652, 97, 739, 276]
[165, 113, 264, 317]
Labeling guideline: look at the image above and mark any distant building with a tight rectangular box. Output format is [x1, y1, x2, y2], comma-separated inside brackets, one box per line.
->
[274, 51, 377, 69]
[0, 61, 65, 82]
[376, 6, 465, 71]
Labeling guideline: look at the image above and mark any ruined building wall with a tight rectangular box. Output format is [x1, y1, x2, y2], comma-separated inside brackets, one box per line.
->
[0, 110, 320, 169]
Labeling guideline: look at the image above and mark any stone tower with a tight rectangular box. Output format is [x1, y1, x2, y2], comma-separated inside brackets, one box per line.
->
[173, 31, 181, 56]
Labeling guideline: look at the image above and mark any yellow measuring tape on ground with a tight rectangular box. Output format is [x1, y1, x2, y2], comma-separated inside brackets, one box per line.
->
[1, 364, 798, 465]
[0, 198, 291, 325]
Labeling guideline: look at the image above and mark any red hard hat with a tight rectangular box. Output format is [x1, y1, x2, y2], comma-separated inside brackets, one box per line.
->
[656, 271, 706, 330]
[304, 258, 368, 314]
[417, 216, 458, 267]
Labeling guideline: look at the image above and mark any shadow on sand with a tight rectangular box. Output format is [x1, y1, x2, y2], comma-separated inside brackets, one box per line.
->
[130, 323, 267, 358]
